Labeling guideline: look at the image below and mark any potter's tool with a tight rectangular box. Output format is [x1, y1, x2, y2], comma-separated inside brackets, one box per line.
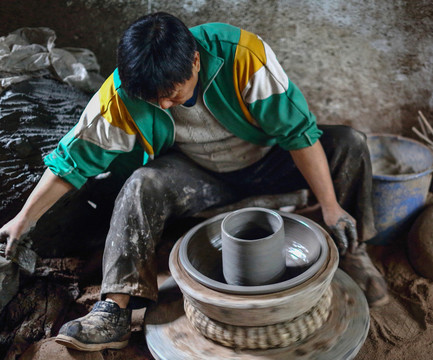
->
[0, 243, 37, 275]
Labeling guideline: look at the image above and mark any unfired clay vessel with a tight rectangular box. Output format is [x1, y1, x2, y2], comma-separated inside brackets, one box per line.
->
[178, 211, 327, 295]
[221, 207, 286, 286]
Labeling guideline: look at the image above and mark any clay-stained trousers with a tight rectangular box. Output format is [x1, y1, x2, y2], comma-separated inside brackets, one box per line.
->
[101, 125, 376, 307]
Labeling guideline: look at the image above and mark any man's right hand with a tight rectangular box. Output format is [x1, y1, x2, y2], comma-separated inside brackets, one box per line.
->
[0, 216, 34, 259]
[0, 169, 74, 259]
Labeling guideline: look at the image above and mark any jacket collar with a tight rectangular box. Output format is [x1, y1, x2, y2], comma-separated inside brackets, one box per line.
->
[196, 42, 224, 93]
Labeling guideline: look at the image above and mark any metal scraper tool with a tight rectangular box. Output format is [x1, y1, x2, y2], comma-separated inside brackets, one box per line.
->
[0, 243, 37, 275]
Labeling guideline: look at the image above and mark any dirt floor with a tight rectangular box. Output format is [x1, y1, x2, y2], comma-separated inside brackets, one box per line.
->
[5, 209, 431, 360]
[356, 244, 433, 360]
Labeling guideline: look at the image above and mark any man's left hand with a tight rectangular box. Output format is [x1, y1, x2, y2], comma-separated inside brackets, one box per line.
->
[322, 207, 358, 255]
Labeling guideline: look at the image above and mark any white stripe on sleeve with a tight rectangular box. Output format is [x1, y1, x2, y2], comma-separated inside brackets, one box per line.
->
[74, 92, 136, 152]
[242, 40, 289, 104]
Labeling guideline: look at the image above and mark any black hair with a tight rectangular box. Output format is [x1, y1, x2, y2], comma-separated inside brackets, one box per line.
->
[117, 12, 197, 101]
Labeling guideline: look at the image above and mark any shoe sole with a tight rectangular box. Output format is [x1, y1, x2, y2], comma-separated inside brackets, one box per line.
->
[368, 293, 390, 308]
[55, 334, 129, 351]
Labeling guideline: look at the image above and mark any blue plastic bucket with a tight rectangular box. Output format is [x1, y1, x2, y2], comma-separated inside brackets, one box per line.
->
[367, 134, 433, 245]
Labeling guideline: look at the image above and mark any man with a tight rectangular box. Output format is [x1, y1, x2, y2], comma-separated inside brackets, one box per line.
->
[0, 12, 387, 351]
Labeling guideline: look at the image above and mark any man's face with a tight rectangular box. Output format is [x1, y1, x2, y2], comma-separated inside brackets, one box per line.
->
[157, 51, 200, 110]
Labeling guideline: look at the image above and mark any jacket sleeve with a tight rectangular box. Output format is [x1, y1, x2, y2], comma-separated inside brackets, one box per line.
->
[44, 85, 140, 189]
[234, 31, 322, 150]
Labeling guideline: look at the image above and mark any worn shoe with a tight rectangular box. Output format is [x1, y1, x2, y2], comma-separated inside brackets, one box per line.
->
[339, 243, 389, 307]
[55, 300, 131, 351]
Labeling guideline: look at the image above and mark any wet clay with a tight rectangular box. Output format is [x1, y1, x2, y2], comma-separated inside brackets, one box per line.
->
[367, 135, 433, 176]
[371, 156, 416, 175]
[0, 77, 90, 225]
[0, 243, 38, 275]
[221, 208, 286, 286]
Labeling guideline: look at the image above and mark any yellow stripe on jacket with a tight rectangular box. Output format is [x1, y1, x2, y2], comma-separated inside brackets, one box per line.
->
[74, 74, 153, 155]
[233, 29, 266, 126]
[233, 29, 290, 127]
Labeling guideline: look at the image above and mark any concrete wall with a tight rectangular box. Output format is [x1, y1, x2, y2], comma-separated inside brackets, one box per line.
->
[1, 0, 433, 136]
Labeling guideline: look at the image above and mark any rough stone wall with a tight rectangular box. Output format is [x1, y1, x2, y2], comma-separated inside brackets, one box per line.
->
[1, 0, 432, 136]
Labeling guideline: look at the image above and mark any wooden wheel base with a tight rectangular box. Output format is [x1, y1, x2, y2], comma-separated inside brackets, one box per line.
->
[145, 269, 369, 360]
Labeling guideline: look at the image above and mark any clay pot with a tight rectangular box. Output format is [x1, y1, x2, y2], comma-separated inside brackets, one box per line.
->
[221, 207, 285, 286]
[178, 211, 327, 295]
[408, 205, 433, 280]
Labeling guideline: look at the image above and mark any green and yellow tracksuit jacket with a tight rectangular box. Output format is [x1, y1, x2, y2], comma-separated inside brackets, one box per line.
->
[44, 23, 322, 189]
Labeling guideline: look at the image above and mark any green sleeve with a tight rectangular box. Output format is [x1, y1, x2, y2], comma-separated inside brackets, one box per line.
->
[44, 126, 130, 189]
[248, 81, 322, 150]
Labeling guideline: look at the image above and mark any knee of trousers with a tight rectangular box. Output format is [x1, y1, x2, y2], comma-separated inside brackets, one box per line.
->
[121, 166, 169, 198]
[324, 125, 370, 161]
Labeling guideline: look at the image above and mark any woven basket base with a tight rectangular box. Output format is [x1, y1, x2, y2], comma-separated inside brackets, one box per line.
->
[184, 285, 333, 350]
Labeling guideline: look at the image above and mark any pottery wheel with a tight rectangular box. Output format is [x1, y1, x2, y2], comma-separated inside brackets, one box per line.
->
[144, 269, 370, 360]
